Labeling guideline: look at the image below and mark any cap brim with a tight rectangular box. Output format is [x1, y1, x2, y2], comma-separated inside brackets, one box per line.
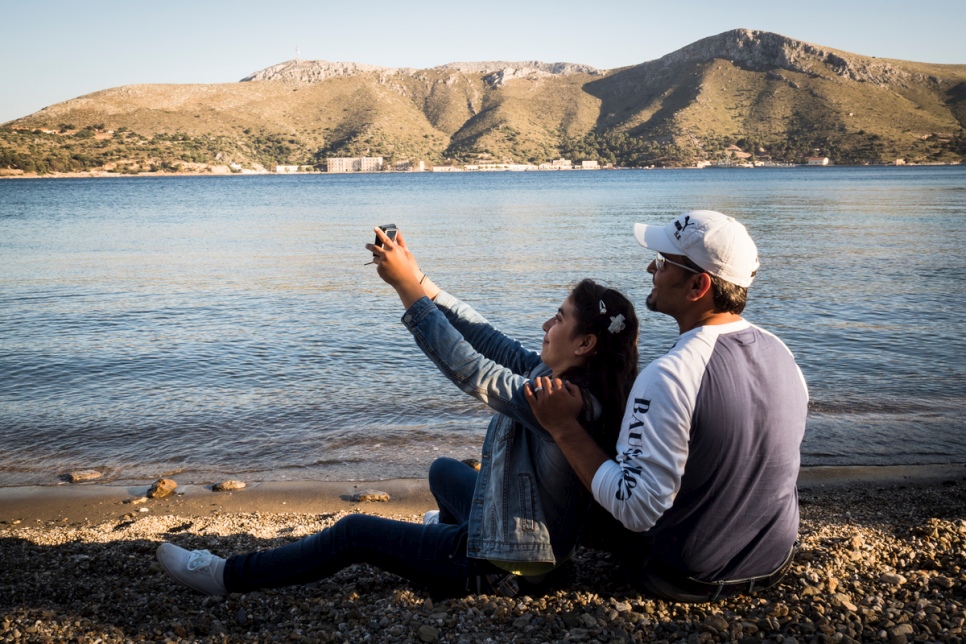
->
[633, 222, 680, 254]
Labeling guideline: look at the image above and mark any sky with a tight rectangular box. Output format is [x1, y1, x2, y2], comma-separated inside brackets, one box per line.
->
[2, 0, 964, 124]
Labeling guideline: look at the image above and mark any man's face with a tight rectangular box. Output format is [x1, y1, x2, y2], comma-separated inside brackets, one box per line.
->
[645, 253, 699, 314]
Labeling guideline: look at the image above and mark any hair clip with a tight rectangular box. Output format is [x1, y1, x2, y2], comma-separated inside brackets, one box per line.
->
[608, 314, 626, 334]
[599, 300, 607, 314]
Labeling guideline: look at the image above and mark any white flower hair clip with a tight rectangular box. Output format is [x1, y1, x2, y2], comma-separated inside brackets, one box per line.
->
[599, 300, 607, 314]
[608, 314, 626, 334]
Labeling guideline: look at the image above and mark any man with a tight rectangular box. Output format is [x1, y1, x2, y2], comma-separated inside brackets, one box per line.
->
[525, 210, 808, 602]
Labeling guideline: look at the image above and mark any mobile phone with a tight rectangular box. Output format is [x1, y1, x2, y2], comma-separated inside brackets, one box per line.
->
[374, 224, 398, 247]
[365, 224, 399, 265]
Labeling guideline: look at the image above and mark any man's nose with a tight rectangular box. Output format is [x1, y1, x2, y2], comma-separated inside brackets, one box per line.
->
[646, 260, 657, 275]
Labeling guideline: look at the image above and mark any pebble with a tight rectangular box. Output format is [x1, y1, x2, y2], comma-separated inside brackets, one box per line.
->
[880, 571, 907, 585]
[1, 480, 963, 643]
[933, 575, 956, 589]
[147, 478, 177, 498]
[351, 489, 391, 502]
[213, 480, 246, 492]
[65, 470, 102, 483]
[416, 624, 438, 642]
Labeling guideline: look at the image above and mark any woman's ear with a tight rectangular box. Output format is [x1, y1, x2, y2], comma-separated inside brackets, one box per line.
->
[575, 333, 598, 357]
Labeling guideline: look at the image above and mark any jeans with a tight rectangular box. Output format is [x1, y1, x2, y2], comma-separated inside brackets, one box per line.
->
[428, 457, 477, 524]
[223, 458, 484, 596]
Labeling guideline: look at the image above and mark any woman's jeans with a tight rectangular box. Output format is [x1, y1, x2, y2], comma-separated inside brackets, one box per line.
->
[428, 456, 477, 525]
[223, 458, 482, 596]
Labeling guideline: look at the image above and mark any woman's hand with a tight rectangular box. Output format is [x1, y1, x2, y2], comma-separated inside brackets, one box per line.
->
[366, 228, 422, 289]
[366, 228, 439, 308]
[524, 376, 583, 438]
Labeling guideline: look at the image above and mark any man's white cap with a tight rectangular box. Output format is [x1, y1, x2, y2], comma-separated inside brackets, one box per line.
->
[633, 210, 760, 288]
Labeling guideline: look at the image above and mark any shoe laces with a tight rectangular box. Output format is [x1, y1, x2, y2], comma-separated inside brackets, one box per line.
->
[186, 549, 217, 572]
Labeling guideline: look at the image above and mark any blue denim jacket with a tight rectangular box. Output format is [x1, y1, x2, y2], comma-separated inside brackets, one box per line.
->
[402, 291, 596, 566]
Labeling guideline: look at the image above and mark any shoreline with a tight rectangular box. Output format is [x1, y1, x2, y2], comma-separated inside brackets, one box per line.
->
[2, 163, 963, 180]
[2, 463, 964, 525]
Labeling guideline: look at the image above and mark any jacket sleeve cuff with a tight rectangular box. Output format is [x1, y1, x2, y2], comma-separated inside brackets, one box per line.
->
[400, 295, 439, 329]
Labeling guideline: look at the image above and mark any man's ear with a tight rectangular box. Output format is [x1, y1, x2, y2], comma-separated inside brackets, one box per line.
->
[688, 273, 713, 302]
[575, 333, 598, 356]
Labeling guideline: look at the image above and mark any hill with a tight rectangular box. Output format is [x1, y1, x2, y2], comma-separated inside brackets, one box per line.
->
[2, 29, 964, 174]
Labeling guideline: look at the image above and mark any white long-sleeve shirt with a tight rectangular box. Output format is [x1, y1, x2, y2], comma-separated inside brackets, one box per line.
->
[592, 319, 808, 579]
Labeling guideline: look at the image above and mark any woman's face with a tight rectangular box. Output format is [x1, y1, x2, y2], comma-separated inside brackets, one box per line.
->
[541, 296, 591, 376]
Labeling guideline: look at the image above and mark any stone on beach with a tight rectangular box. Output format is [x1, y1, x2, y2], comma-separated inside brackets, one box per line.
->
[880, 571, 907, 585]
[212, 480, 246, 492]
[351, 489, 391, 502]
[147, 478, 177, 498]
[65, 470, 102, 483]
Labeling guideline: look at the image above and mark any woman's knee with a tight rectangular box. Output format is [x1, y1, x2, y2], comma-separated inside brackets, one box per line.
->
[429, 457, 465, 490]
[332, 513, 376, 538]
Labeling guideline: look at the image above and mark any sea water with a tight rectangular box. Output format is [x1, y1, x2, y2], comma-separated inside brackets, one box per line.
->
[1, 167, 964, 485]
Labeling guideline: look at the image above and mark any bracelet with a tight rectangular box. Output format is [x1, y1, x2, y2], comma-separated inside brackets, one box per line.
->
[419, 273, 427, 285]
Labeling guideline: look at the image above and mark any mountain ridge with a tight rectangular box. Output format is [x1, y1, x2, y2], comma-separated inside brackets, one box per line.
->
[3, 28, 964, 173]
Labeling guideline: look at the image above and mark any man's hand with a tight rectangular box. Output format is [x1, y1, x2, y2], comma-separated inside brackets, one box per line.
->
[524, 376, 582, 438]
[524, 375, 610, 492]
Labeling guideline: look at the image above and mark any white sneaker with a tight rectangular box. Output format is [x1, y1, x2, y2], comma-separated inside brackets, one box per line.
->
[156, 543, 228, 596]
[423, 510, 440, 525]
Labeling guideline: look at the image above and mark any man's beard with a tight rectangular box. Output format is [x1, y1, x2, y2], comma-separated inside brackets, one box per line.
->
[645, 292, 658, 312]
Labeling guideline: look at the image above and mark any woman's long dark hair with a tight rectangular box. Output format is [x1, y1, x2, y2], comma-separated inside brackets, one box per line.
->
[558, 279, 640, 456]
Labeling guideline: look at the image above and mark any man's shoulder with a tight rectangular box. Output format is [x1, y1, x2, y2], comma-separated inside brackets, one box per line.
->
[633, 332, 719, 398]
[634, 320, 797, 391]
[703, 322, 808, 397]
[714, 322, 798, 360]
[657, 322, 744, 367]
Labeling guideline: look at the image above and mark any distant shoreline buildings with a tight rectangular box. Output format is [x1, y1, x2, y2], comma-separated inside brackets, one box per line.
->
[326, 157, 385, 173]
[313, 156, 606, 174]
[262, 148, 914, 175]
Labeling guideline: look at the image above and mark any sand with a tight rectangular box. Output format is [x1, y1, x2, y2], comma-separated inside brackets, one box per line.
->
[2, 464, 963, 526]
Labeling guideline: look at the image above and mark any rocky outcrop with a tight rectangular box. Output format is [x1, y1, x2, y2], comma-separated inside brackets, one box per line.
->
[241, 60, 410, 83]
[242, 59, 601, 88]
[655, 28, 910, 86]
[437, 61, 601, 87]
[241, 32, 912, 91]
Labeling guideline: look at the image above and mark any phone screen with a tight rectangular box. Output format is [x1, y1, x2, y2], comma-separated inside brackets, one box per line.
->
[375, 224, 398, 247]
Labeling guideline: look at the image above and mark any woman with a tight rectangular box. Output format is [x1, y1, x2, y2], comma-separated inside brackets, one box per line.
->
[156, 227, 639, 598]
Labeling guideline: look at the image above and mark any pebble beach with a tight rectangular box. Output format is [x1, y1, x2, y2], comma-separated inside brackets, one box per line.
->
[2, 465, 964, 643]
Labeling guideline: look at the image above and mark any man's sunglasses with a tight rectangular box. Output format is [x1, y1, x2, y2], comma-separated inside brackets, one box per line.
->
[655, 252, 703, 274]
